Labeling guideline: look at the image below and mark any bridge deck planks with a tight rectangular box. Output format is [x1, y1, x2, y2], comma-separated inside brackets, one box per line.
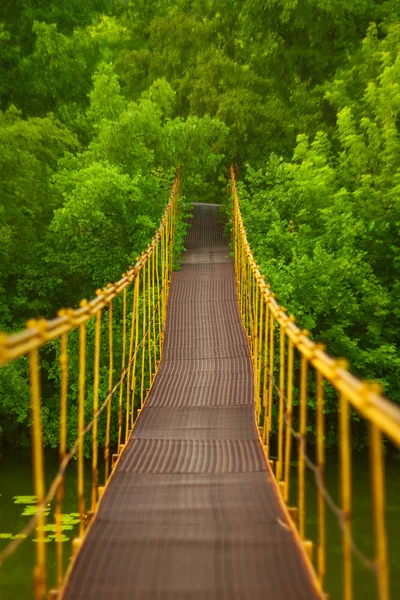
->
[62, 203, 321, 600]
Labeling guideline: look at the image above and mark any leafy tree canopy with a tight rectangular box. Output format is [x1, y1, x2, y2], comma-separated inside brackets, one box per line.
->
[1, 0, 400, 448]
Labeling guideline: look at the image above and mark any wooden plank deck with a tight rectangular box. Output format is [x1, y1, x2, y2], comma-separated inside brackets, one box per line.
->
[62, 203, 320, 600]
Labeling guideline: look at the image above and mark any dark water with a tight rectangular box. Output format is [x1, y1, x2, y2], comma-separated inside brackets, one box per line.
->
[0, 448, 399, 599]
[0, 448, 92, 599]
[299, 452, 400, 599]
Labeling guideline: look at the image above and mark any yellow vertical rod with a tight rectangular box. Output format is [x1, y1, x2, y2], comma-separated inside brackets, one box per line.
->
[125, 281, 136, 441]
[262, 300, 269, 444]
[91, 310, 101, 512]
[239, 240, 244, 316]
[168, 206, 173, 292]
[78, 321, 86, 538]
[117, 288, 127, 453]
[247, 260, 252, 338]
[147, 253, 152, 390]
[316, 370, 326, 584]
[253, 276, 259, 415]
[164, 222, 168, 330]
[170, 199, 174, 280]
[247, 260, 251, 336]
[238, 224, 243, 313]
[265, 314, 274, 454]
[253, 271, 257, 336]
[240, 238, 247, 316]
[29, 345, 46, 600]
[242, 241, 246, 321]
[236, 206, 240, 289]
[156, 240, 161, 348]
[160, 229, 164, 336]
[244, 255, 247, 328]
[276, 324, 286, 481]
[298, 355, 308, 540]
[238, 232, 242, 311]
[140, 263, 146, 409]
[369, 423, 389, 600]
[339, 392, 352, 600]
[251, 266, 256, 340]
[165, 215, 169, 304]
[234, 205, 238, 284]
[237, 226, 240, 309]
[168, 203, 172, 284]
[56, 332, 68, 589]
[243, 254, 247, 328]
[242, 240, 245, 316]
[170, 188, 174, 267]
[233, 193, 238, 283]
[257, 287, 264, 419]
[162, 226, 167, 332]
[250, 268, 254, 343]
[152, 245, 157, 369]
[253, 272, 257, 343]
[174, 180, 178, 258]
[254, 275, 258, 341]
[131, 272, 140, 428]
[283, 338, 294, 503]
[104, 301, 113, 483]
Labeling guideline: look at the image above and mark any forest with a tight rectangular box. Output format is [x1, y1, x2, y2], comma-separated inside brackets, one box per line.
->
[0, 0, 400, 448]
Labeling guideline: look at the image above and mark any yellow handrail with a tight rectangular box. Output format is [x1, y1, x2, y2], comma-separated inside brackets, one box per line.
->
[230, 166, 399, 600]
[0, 169, 180, 599]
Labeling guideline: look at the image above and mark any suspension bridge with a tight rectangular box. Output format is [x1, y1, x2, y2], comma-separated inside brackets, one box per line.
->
[0, 168, 399, 600]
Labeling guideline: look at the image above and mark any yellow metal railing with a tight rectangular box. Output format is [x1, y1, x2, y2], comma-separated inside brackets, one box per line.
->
[0, 169, 180, 599]
[231, 167, 400, 600]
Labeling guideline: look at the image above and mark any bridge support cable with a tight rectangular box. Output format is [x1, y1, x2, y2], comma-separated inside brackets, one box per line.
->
[231, 166, 400, 600]
[0, 169, 180, 599]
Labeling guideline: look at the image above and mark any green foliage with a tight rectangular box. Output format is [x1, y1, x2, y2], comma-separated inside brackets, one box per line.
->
[87, 62, 125, 123]
[0, 359, 30, 444]
[0, 107, 78, 331]
[1, 0, 400, 451]
[240, 23, 400, 413]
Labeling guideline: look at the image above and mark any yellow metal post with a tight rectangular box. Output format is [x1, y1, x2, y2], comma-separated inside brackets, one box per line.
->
[156, 241, 161, 348]
[316, 370, 326, 585]
[56, 332, 68, 588]
[91, 310, 102, 512]
[147, 251, 152, 390]
[152, 246, 157, 369]
[125, 282, 136, 442]
[256, 286, 264, 420]
[298, 355, 308, 540]
[104, 301, 113, 483]
[77, 320, 86, 538]
[253, 278, 259, 416]
[117, 289, 127, 453]
[369, 422, 389, 600]
[140, 263, 146, 409]
[29, 343, 47, 600]
[276, 323, 286, 482]
[265, 313, 275, 454]
[339, 391, 352, 600]
[131, 273, 140, 428]
[284, 337, 294, 503]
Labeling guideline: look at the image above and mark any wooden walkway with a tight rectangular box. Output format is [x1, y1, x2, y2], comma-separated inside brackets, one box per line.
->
[62, 203, 320, 600]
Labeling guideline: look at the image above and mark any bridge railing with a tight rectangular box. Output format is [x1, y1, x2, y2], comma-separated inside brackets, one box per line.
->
[231, 166, 400, 600]
[0, 170, 180, 599]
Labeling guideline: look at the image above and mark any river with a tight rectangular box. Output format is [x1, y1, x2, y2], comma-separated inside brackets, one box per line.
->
[0, 448, 399, 599]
